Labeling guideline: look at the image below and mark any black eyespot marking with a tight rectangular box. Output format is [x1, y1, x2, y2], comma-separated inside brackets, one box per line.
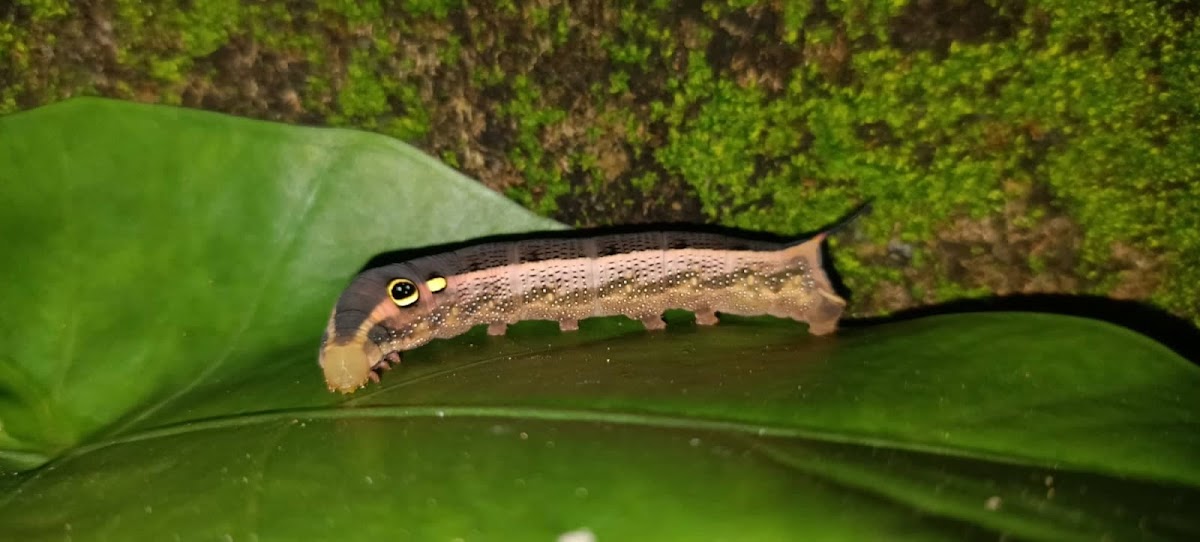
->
[388, 278, 420, 307]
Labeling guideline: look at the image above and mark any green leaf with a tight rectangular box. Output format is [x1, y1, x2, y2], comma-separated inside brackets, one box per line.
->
[1, 99, 1198, 541]
[0, 97, 563, 463]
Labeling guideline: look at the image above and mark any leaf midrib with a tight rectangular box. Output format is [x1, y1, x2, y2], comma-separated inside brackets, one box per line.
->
[24, 404, 1196, 489]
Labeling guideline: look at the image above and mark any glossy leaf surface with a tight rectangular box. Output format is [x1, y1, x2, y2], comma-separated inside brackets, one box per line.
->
[0, 100, 1196, 541]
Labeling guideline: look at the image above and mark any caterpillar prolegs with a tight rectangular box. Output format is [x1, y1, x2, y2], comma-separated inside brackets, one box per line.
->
[318, 204, 869, 394]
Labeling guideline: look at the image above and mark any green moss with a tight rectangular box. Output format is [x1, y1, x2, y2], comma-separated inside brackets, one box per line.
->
[3, 0, 443, 142]
[0, 24, 25, 114]
[1020, 0, 1200, 322]
[1028, 255, 1047, 275]
[498, 75, 569, 214]
[12, 0, 70, 21]
[315, 0, 384, 25]
[335, 51, 389, 118]
[103, 0, 245, 89]
[400, 0, 461, 19]
[603, 5, 676, 68]
[702, 0, 812, 43]
[631, 171, 661, 196]
[932, 280, 995, 302]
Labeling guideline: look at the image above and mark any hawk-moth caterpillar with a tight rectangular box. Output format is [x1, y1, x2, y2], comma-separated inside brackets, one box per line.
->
[318, 203, 870, 394]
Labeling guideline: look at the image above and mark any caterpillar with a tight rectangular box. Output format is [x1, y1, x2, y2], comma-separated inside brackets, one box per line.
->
[318, 203, 870, 394]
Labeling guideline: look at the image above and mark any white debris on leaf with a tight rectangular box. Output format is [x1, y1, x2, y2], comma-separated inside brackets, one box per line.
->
[557, 528, 596, 542]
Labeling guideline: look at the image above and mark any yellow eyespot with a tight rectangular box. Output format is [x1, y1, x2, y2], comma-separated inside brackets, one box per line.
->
[388, 278, 420, 307]
[426, 275, 448, 293]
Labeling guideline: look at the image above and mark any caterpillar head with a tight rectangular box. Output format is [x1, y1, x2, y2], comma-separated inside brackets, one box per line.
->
[318, 264, 448, 393]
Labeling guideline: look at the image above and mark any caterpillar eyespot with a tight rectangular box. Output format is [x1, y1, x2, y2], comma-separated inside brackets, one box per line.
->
[318, 202, 872, 394]
[387, 278, 419, 307]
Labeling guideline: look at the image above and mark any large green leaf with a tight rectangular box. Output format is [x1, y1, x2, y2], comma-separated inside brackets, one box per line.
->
[0, 99, 1197, 541]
